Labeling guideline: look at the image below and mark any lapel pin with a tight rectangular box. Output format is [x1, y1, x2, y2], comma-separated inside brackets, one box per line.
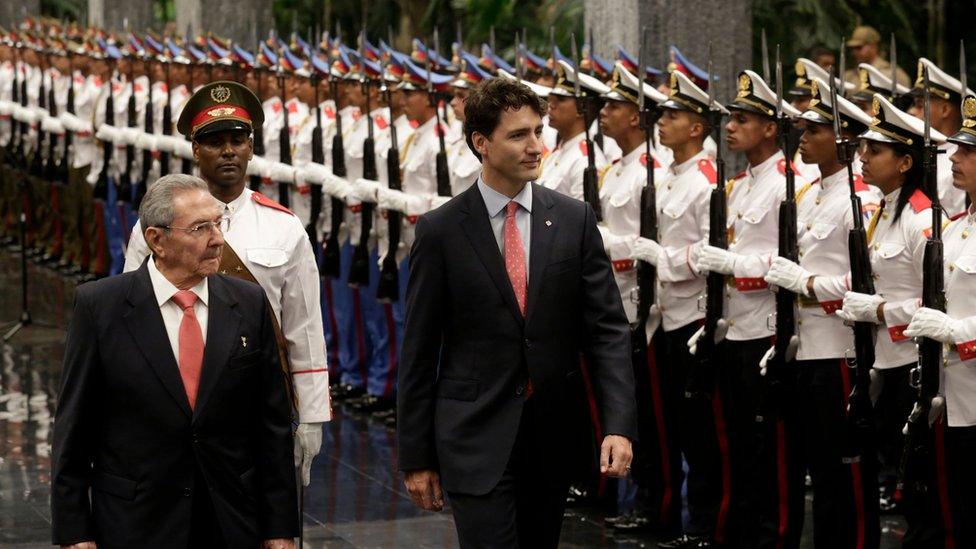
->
[545, 219, 552, 227]
[241, 336, 247, 348]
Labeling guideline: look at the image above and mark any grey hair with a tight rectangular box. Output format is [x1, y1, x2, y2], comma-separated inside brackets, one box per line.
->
[139, 174, 211, 231]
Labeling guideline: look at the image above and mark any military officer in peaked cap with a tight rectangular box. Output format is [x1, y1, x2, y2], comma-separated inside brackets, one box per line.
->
[124, 81, 332, 488]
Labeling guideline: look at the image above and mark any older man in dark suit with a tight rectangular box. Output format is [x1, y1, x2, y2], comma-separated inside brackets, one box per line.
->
[397, 77, 637, 548]
[52, 174, 297, 549]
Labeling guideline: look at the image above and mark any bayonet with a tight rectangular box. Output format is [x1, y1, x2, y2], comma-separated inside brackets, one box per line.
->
[550, 26, 557, 81]
[961, 41, 968, 108]
[637, 34, 645, 113]
[890, 34, 898, 99]
[490, 25, 496, 58]
[588, 26, 596, 75]
[514, 32, 523, 82]
[839, 39, 847, 98]
[456, 21, 463, 51]
[706, 41, 714, 109]
[775, 44, 783, 119]
[761, 29, 770, 83]
[923, 66, 931, 148]
[571, 32, 581, 101]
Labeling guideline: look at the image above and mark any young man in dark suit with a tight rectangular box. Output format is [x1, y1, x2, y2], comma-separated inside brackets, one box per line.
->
[52, 174, 297, 549]
[397, 77, 637, 548]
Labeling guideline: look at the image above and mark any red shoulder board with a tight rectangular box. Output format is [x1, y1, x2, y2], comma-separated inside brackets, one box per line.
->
[908, 188, 932, 213]
[698, 159, 717, 184]
[409, 119, 420, 129]
[252, 192, 294, 216]
[134, 83, 143, 93]
[579, 140, 588, 156]
[733, 169, 747, 180]
[776, 158, 800, 176]
[272, 101, 282, 114]
[74, 74, 85, 85]
[639, 153, 661, 168]
[288, 102, 299, 114]
[950, 211, 968, 222]
[112, 82, 122, 93]
[375, 115, 389, 130]
[852, 174, 869, 193]
[323, 106, 336, 120]
[159, 82, 168, 93]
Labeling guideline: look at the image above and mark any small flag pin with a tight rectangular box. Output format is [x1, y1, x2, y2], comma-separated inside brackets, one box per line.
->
[545, 219, 552, 227]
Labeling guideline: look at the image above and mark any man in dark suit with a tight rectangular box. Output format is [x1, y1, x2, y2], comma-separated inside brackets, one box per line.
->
[397, 77, 637, 548]
[52, 174, 298, 549]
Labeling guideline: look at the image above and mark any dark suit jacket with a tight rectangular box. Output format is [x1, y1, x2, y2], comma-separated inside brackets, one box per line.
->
[51, 261, 298, 548]
[397, 182, 637, 495]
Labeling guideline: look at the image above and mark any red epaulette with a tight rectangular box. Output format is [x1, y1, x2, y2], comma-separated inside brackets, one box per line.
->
[639, 152, 661, 168]
[908, 188, 932, 213]
[287, 102, 299, 114]
[409, 119, 420, 129]
[252, 192, 294, 216]
[852, 173, 869, 193]
[776, 158, 800, 176]
[733, 169, 747, 180]
[134, 83, 143, 93]
[272, 101, 282, 114]
[698, 159, 717, 184]
[323, 106, 336, 120]
[375, 115, 389, 130]
[579, 140, 588, 156]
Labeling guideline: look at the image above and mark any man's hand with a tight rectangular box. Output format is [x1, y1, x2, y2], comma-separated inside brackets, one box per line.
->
[403, 469, 444, 511]
[294, 422, 323, 487]
[600, 434, 633, 478]
[261, 538, 295, 549]
[61, 543, 96, 549]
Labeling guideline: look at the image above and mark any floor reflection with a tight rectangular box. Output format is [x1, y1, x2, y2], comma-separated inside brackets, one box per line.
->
[0, 251, 907, 548]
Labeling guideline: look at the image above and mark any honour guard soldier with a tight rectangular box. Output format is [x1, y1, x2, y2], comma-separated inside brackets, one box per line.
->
[123, 81, 332, 486]
[694, 69, 806, 547]
[837, 94, 946, 535]
[851, 62, 911, 115]
[649, 69, 728, 548]
[763, 76, 883, 548]
[905, 94, 976, 547]
[537, 59, 609, 201]
[448, 51, 488, 195]
[907, 59, 972, 218]
[593, 61, 671, 532]
[788, 58, 856, 182]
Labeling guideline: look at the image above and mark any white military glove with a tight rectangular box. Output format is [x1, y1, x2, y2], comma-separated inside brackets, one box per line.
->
[630, 237, 663, 266]
[696, 244, 737, 275]
[904, 307, 960, 343]
[0, 99, 11, 117]
[352, 178, 382, 203]
[269, 161, 296, 183]
[835, 291, 885, 324]
[95, 123, 122, 144]
[135, 131, 158, 152]
[764, 257, 813, 296]
[294, 422, 323, 487]
[40, 115, 64, 135]
[378, 186, 411, 213]
[321, 171, 352, 201]
[172, 136, 194, 159]
[430, 195, 451, 209]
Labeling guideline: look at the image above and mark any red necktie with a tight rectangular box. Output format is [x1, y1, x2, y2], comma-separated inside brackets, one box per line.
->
[504, 201, 527, 315]
[172, 290, 204, 410]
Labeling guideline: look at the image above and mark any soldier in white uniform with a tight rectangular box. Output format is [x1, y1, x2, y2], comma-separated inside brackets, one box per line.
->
[763, 77, 882, 548]
[122, 81, 331, 487]
[906, 98, 976, 546]
[536, 60, 609, 201]
[850, 62, 912, 116]
[907, 59, 972, 218]
[694, 69, 806, 547]
[837, 94, 946, 540]
[447, 52, 487, 196]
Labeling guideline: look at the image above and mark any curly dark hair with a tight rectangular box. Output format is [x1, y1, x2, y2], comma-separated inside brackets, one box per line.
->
[464, 78, 547, 161]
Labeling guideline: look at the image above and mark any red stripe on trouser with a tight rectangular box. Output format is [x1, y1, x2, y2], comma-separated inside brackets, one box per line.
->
[645, 339, 673, 523]
[579, 359, 606, 497]
[382, 303, 398, 397]
[351, 287, 368, 386]
[775, 420, 789, 549]
[837, 360, 866, 549]
[51, 186, 62, 254]
[712, 388, 731, 544]
[935, 420, 955, 549]
[322, 280, 340, 368]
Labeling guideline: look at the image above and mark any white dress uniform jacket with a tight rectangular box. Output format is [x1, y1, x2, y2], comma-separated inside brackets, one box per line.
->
[939, 210, 976, 426]
[536, 130, 608, 201]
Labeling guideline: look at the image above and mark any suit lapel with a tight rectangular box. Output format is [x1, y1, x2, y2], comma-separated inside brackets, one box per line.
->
[525, 184, 555, 324]
[124, 263, 192, 418]
[192, 275, 240, 422]
[459, 185, 525, 327]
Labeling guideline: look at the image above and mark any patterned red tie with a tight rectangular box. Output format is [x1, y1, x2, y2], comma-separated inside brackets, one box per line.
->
[504, 201, 527, 315]
[172, 290, 204, 410]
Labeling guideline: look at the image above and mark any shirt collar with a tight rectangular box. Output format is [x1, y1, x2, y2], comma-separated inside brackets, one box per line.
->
[819, 168, 847, 191]
[478, 178, 533, 218]
[670, 149, 709, 176]
[222, 187, 252, 217]
[147, 256, 209, 308]
[620, 146, 644, 168]
[558, 130, 587, 151]
[883, 188, 900, 204]
[748, 150, 783, 179]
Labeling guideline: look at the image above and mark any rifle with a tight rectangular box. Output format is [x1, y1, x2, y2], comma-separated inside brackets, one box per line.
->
[15, 49, 29, 166]
[160, 57, 172, 177]
[321, 23, 346, 279]
[830, 54, 876, 465]
[571, 33, 602, 221]
[120, 56, 136, 206]
[8, 46, 21, 166]
[685, 42, 727, 400]
[30, 54, 47, 178]
[250, 60, 266, 192]
[307, 48, 324, 261]
[427, 37, 451, 198]
[635, 28, 662, 354]
[349, 31, 377, 287]
[756, 47, 799, 424]
[94, 67, 116, 203]
[588, 26, 605, 151]
[44, 58, 60, 183]
[60, 53, 75, 185]
[276, 54, 291, 209]
[377, 27, 404, 302]
[899, 65, 945, 496]
[138, 51, 154, 208]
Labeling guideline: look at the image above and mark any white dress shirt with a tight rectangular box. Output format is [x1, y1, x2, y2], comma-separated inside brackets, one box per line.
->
[147, 257, 209, 360]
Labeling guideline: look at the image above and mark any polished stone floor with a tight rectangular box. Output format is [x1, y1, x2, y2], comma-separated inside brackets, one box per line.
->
[0, 250, 907, 548]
